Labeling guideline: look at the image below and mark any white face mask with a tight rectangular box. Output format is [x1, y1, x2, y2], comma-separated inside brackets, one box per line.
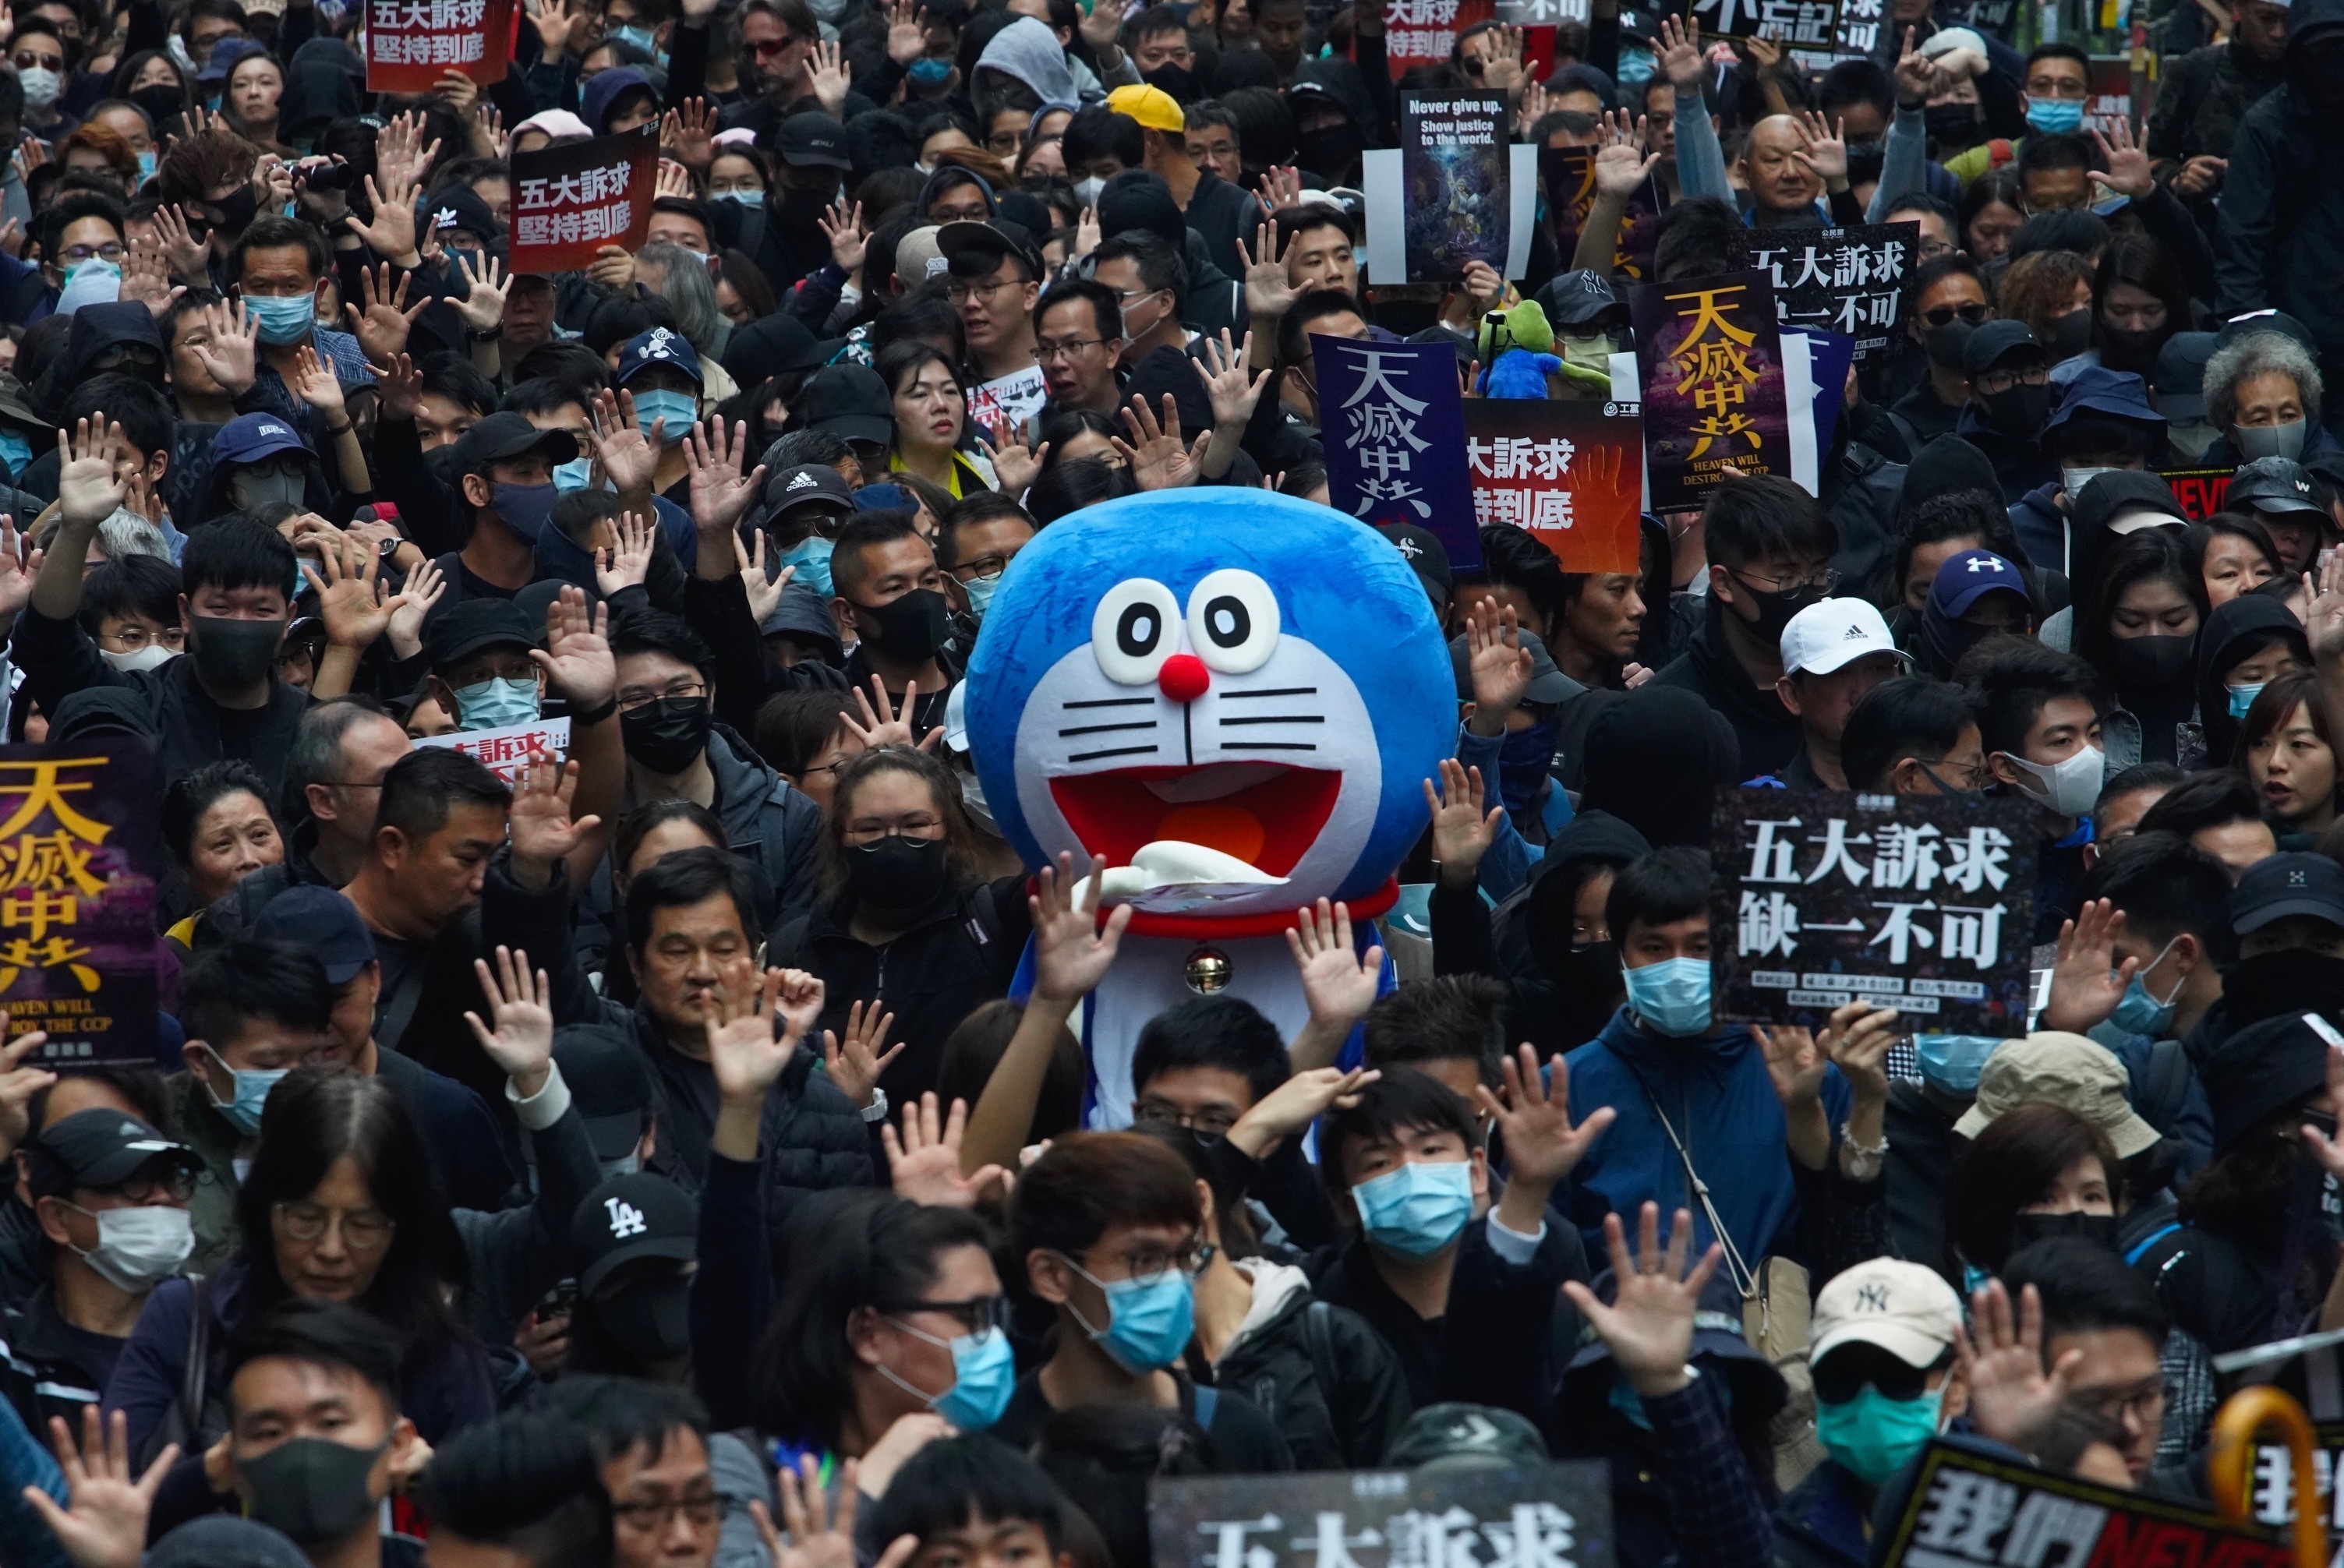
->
[101, 644, 176, 673]
[2060, 465, 2120, 500]
[2004, 743, 2105, 818]
[68, 1203, 195, 1293]
[1073, 175, 1105, 207]
[16, 66, 60, 108]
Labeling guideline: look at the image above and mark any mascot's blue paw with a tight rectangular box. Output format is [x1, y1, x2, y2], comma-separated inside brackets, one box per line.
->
[1483, 348, 1562, 400]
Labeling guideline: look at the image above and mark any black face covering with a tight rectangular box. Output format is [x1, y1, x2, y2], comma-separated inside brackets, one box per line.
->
[1294, 122, 1365, 184]
[850, 835, 951, 920]
[2111, 633, 2196, 691]
[596, 1274, 694, 1364]
[1144, 62, 1199, 102]
[211, 184, 260, 239]
[1925, 103, 1981, 152]
[1924, 320, 1975, 371]
[131, 84, 187, 129]
[188, 614, 286, 688]
[857, 588, 950, 664]
[2004, 1210, 2119, 1255]
[2045, 309, 2094, 362]
[620, 696, 713, 775]
[2224, 949, 2344, 1026]
[1981, 384, 2052, 439]
[2098, 323, 2169, 376]
[1734, 578, 1826, 645]
[778, 185, 838, 231]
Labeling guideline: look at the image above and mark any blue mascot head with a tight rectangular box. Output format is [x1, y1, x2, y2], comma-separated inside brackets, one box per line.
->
[964, 490, 1453, 921]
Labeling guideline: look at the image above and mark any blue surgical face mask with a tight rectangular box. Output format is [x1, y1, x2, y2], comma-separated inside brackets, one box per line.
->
[717, 189, 765, 207]
[1065, 1259, 1195, 1373]
[908, 55, 954, 87]
[2229, 681, 2266, 720]
[881, 1321, 1016, 1429]
[774, 533, 836, 596]
[2106, 936, 2183, 1037]
[1622, 956, 1712, 1037]
[1914, 1033, 1999, 1094]
[553, 456, 597, 494]
[633, 388, 698, 446]
[243, 291, 316, 344]
[493, 480, 559, 542]
[1815, 1385, 1944, 1486]
[137, 148, 157, 182]
[1616, 45, 1656, 85]
[2025, 98, 2085, 135]
[610, 22, 658, 54]
[64, 257, 121, 288]
[203, 1045, 287, 1135]
[1351, 1158, 1475, 1258]
[1497, 716, 1560, 813]
[962, 572, 1002, 621]
[0, 429, 31, 475]
[453, 676, 540, 730]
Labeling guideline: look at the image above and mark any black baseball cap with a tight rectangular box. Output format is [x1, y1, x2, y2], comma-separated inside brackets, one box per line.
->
[27, 1109, 196, 1199]
[1374, 523, 1451, 605]
[938, 218, 1044, 281]
[777, 111, 852, 170]
[1537, 269, 1628, 330]
[571, 1172, 697, 1295]
[450, 411, 579, 474]
[762, 463, 856, 524]
[2233, 851, 2344, 934]
[252, 886, 378, 984]
[2218, 309, 2320, 356]
[426, 598, 544, 671]
[2153, 331, 2217, 422]
[2228, 457, 2325, 517]
[553, 1026, 658, 1163]
[803, 364, 894, 447]
[1385, 1402, 1550, 1472]
[1962, 320, 2045, 380]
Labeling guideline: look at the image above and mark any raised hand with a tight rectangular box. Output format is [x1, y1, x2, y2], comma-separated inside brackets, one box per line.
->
[1254, 164, 1303, 211]
[684, 415, 766, 533]
[304, 534, 394, 651]
[290, 344, 348, 421]
[1112, 394, 1209, 491]
[734, 530, 793, 626]
[154, 203, 211, 277]
[822, 998, 907, 1110]
[1593, 124, 1661, 199]
[1656, 13, 1705, 90]
[1958, 1278, 2081, 1450]
[474, 101, 509, 159]
[0, 1017, 58, 1161]
[1236, 222, 1298, 321]
[532, 584, 617, 711]
[842, 674, 935, 751]
[56, 416, 131, 528]
[809, 38, 852, 116]
[886, 0, 927, 64]
[2042, 897, 2134, 1034]
[821, 197, 867, 273]
[708, 966, 822, 1107]
[23, 1407, 175, 1568]
[1817, 999, 1899, 1102]
[527, 0, 579, 55]
[1744, 33, 1783, 74]
[1423, 758, 1502, 888]
[1477, 1044, 1616, 1199]
[1515, 80, 1549, 139]
[1287, 895, 1382, 1033]
[1561, 1202, 1723, 1397]
[1225, 1065, 1380, 1159]
[344, 263, 430, 366]
[588, 387, 658, 499]
[655, 157, 695, 200]
[0, 517, 44, 622]
[2090, 118, 2154, 200]
[1030, 851, 1133, 1006]
[978, 422, 1046, 496]
[1891, 25, 1932, 104]
[752, 1457, 920, 1568]
[347, 159, 426, 267]
[452, 249, 511, 334]
[1463, 593, 1533, 733]
[118, 230, 183, 318]
[463, 945, 554, 1097]
[1476, 23, 1524, 90]
[507, 752, 603, 881]
[666, 97, 716, 169]
[384, 556, 444, 659]
[1791, 109, 1849, 188]
[1195, 330, 1269, 430]
[885, 1092, 1007, 1207]
[1752, 1022, 1828, 1108]
[595, 510, 656, 595]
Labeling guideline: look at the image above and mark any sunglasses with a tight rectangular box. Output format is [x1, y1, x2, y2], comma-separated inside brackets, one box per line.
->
[1922, 302, 1990, 329]
[1812, 1341, 1944, 1405]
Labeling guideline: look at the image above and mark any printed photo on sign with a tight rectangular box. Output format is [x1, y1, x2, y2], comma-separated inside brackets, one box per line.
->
[365, 0, 515, 91]
[1149, 1460, 1615, 1568]
[1317, 334, 1480, 570]
[967, 365, 1050, 441]
[1710, 787, 2040, 1036]
[1462, 399, 1643, 573]
[415, 717, 574, 784]
[1400, 94, 1512, 281]
[1732, 223, 1918, 359]
[1628, 268, 1794, 504]
[509, 125, 659, 275]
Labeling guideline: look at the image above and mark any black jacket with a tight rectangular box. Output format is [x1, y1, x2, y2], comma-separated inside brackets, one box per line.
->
[1204, 1259, 1412, 1468]
[1883, 1079, 1964, 1285]
[1648, 599, 1804, 781]
[0, 1285, 122, 1437]
[2215, 0, 2344, 357]
[1820, 441, 1907, 600]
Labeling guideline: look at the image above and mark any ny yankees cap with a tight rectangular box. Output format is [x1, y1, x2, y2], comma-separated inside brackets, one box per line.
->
[2233, 851, 2344, 934]
[1951, 1032, 2159, 1157]
[1808, 1257, 1963, 1369]
[1780, 596, 1908, 677]
[1928, 549, 2028, 619]
[572, 1171, 697, 1295]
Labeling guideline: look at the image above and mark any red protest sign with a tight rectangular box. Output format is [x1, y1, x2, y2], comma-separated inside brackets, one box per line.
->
[509, 125, 658, 275]
[1464, 399, 1645, 573]
[2162, 467, 2233, 521]
[364, 0, 515, 91]
[1385, 0, 1496, 79]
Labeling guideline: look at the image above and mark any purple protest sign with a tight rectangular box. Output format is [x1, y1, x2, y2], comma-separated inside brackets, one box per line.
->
[1316, 334, 1480, 571]
[1628, 268, 1794, 507]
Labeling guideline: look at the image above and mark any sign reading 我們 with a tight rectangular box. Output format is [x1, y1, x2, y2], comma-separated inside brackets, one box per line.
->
[509, 126, 658, 275]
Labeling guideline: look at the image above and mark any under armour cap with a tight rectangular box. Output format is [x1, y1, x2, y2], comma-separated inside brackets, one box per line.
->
[1928, 549, 2028, 618]
[571, 1172, 697, 1295]
[1808, 1256, 1963, 1368]
[1780, 596, 1908, 677]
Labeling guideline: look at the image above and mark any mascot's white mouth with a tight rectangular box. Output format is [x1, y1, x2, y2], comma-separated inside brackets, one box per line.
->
[1049, 762, 1343, 878]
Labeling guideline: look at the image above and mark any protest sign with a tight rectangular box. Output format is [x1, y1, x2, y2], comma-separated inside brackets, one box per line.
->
[2085, 55, 2134, 137]
[1151, 1461, 1614, 1568]
[2162, 467, 2233, 521]
[1386, 0, 1496, 75]
[509, 126, 658, 275]
[1497, 0, 1582, 21]
[1464, 398, 1643, 572]
[1711, 788, 2040, 1036]
[1732, 224, 1918, 359]
[1541, 148, 1667, 283]
[1878, 1441, 2291, 1568]
[364, 0, 515, 90]
[967, 365, 1049, 441]
[1691, 0, 1841, 46]
[1318, 334, 1480, 570]
[1399, 94, 1512, 281]
[415, 716, 573, 784]
[1957, 0, 2018, 39]
[1629, 269, 1794, 504]
[0, 743, 160, 1071]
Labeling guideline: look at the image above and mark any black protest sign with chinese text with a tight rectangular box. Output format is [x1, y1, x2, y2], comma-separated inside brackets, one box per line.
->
[509, 125, 658, 276]
[1401, 94, 1511, 282]
[0, 743, 160, 1071]
[2162, 468, 2233, 521]
[2248, 1419, 2344, 1546]
[2085, 55, 2134, 138]
[1711, 788, 2038, 1036]
[1151, 1461, 1614, 1568]
[1465, 398, 1643, 573]
[1628, 269, 1793, 505]
[1879, 1442, 2291, 1568]
[1731, 223, 1918, 360]
[1318, 334, 1480, 570]
[1688, 0, 1842, 47]
[1540, 148, 1667, 284]
[365, 0, 516, 91]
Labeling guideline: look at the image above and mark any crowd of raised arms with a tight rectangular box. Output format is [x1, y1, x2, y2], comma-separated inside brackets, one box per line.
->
[0, 0, 2337, 1561]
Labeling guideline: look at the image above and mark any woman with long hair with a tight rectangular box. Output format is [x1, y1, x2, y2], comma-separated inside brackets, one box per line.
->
[2071, 528, 2207, 768]
[2091, 232, 2194, 378]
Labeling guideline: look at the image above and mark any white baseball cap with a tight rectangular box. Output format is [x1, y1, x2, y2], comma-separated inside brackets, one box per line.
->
[1779, 597, 1911, 677]
[1808, 1258, 1964, 1368]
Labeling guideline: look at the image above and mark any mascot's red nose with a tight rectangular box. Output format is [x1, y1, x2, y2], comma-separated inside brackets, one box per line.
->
[1158, 653, 1211, 704]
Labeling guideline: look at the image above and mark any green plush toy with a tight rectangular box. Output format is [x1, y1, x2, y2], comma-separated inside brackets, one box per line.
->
[1476, 298, 1554, 362]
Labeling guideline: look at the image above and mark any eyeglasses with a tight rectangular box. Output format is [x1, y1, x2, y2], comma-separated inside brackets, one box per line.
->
[1813, 1345, 1941, 1404]
[946, 277, 1022, 305]
[93, 1165, 198, 1205]
[1914, 754, 1989, 791]
[749, 34, 803, 54]
[951, 555, 1010, 582]
[12, 51, 63, 69]
[2069, 1379, 2165, 1429]
[1920, 302, 1989, 329]
[273, 1200, 396, 1251]
[1734, 566, 1838, 595]
[1069, 1241, 1210, 1287]
[1133, 1098, 1239, 1138]
[1973, 364, 2049, 396]
[879, 1294, 1010, 1338]
[1036, 337, 1104, 362]
[61, 242, 126, 264]
[613, 1492, 730, 1533]
[617, 679, 706, 712]
[99, 626, 184, 652]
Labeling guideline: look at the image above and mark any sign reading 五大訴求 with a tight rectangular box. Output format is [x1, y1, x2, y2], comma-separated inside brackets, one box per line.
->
[1149, 1462, 1614, 1568]
[1731, 223, 1918, 360]
[413, 717, 571, 785]
[364, 0, 516, 91]
[508, 126, 659, 275]
[1710, 789, 2039, 1037]
[0, 743, 160, 1070]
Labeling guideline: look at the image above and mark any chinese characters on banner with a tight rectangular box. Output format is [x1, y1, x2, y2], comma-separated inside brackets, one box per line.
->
[1387, 0, 1494, 76]
[1628, 268, 1793, 505]
[1317, 334, 1480, 570]
[1540, 148, 1667, 282]
[1463, 399, 1643, 572]
[2250, 1419, 2344, 1542]
[1879, 1443, 2293, 1568]
[509, 125, 658, 275]
[1401, 94, 1511, 281]
[1732, 223, 1917, 359]
[1691, 0, 1841, 45]
[1710, 789, 2039, 1036]
[1149, 1463, 1614, 1568]
[2085, 55, 2134, 137]
[365, 0, 514, 91]
[967, 364, 1050, 442]
[0, 744, 159, 1071]
[415, 717, 573, 785]
[2162, 467, 2234, 520]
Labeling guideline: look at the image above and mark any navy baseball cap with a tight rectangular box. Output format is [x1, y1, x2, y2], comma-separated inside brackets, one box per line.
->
[1961, 320, 2044, 380]
[198, 36, 269, 80]
[2233, 851, 2344, 934]
[616, 327, 704, 389]
[1929, 549, 2028, 616]
[252, 885, 378, 984]
[2153, 331, 2218, 422]
[2043, 365, 2165, 435]
[2218, 309, 2320, 356]
[211, 414, 310, 467]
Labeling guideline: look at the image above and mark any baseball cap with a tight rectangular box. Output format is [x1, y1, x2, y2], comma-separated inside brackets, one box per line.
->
[2233, 851, 2344, 934]
[2152, 331, 2217, 422]
[616, 327, 705, 390]
[2203, 1011, 2336, 1156]
[198, 36, 269, 79]
[2218, 309, 2320, 356]
[2228, 456, 2325, 517]
[211, 413, 310, 468]
[147, 1517, 313, 1568]
[1105, 83, 1185, 132]
[513, 108, 592, 141]
[804, 364, 894, 447]
[1950, 1032, 2161, 1157]
[1928, 549, 2028, 617]
[571, 1172, 697, 1295]
[758, 581, 845, 655]
[1780, 596, 1908, 677]
[27, 1109, 196, 1199]
[252, 886, 377, 984]
[1384, 1402, 1550, 1471]
[893, 224, 949, 289]
[938, 218, 1044, 281]
[761, 463, 856, 526]
[776, 111, 852, 169]
[426, 598, 544, 671]
[449, 411, 579, 472]
[1448, 629, 1575, 705]
[1960, 320, 2044, 380]
[1808, 1258, 1963, 1368]
[1375, 523, 1452, 606]
[1536, 270, 1628, 330]
[552, 1026, 658, 1164]
[2043, 364, 2165, 436]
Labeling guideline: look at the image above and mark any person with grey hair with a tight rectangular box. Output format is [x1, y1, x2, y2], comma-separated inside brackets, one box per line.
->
[2201, 328, 2336, 466]
[635, 242, 731, 362]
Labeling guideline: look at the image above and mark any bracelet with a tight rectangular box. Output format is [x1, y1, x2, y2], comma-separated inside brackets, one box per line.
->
[571, 695, 618, 727]
[324, 422, 353, 437]
[467, 327, 501, 343]
[1839, 1121, 1889, 1180]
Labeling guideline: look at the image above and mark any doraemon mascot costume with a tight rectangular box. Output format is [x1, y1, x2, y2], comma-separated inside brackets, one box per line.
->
[963, 489, 1454, 1126]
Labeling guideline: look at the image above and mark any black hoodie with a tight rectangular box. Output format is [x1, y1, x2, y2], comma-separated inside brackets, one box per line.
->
[2215, 0, 2344, 357]
[2193, 592, 2310, 763]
